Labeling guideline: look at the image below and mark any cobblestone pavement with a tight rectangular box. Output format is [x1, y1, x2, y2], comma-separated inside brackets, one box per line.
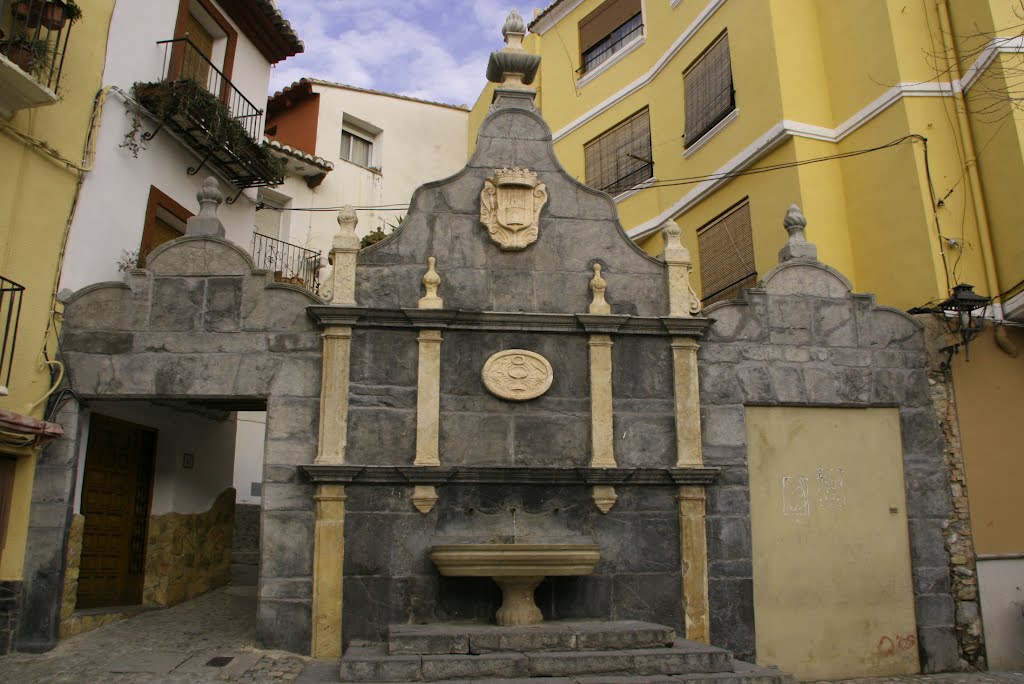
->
[0, 589, 1021, 683]
[0, 585, 307, 683]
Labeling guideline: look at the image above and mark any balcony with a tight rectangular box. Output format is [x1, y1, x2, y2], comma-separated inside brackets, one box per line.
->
[131, 37, 284, 191]
[0, 0, 75, 117]
[0, 276, 25, 396]
[250, 232, 321, 295]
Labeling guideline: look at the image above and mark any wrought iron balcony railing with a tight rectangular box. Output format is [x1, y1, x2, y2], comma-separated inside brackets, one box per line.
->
[251, 232, 321, 295]
[132, 37, 282, 192]
[0, 0, 74, 91]
[0, 276, 25, 393]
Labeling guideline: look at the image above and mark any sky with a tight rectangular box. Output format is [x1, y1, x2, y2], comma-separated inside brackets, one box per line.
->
[270, 0, 539, 107]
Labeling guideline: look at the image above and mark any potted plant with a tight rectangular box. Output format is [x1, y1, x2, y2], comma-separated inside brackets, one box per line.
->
[11, 1, 80, 30]
[1, 33, 50, 74]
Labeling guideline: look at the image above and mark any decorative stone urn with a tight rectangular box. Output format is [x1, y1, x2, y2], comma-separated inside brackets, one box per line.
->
[430, 543, 600, 626]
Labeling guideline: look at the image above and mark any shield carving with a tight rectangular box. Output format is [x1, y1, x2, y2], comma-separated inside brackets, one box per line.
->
[480, 167, 548, 250]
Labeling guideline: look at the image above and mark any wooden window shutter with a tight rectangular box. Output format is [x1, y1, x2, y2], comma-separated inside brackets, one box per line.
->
[697, 201, 757, 305]
[584, 108, 653, 195]
[684, 33, 734, 144]
[579, 0, 642, 53]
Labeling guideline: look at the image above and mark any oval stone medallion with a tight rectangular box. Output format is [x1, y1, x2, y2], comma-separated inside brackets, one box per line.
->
[481, 349, 553, 401]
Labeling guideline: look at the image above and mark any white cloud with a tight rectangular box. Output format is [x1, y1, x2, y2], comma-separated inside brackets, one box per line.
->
[272, 0, 537, 105]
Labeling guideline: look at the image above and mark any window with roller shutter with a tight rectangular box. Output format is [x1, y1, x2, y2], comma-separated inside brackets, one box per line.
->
[697, 200, 757, 306]
[578, 0, 643, 75]
[584, 108, 653, 196]
[684, 32, 735, 147]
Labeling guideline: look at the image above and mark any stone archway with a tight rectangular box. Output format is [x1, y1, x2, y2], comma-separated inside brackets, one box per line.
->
[19, 236, 322, 654]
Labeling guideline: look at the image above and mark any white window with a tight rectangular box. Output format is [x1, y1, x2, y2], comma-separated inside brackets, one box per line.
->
[341, 129, 373, 167]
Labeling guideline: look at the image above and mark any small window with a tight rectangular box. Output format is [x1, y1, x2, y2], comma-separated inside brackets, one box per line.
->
[584, 108, 653, 196]
[684, 32, 735, 146]
[697, 200, 756, 306]
[139, 187, 192, 267]
[578, 0, 643, 75]
[341, 129, 373, 167]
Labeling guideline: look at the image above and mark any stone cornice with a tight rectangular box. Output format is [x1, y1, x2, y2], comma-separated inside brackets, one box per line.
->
[308, 306, 712, 338]
[299, 464, 720, 486]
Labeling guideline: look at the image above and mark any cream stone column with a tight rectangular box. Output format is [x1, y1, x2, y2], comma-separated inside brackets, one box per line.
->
[312, 484, 347, 658]
[412, 258, 444, 513]
[586, 264, 618, 512]
[678, 485, 710, 643]
[671, 337, 702, 467]
[311, 210, 360, 657]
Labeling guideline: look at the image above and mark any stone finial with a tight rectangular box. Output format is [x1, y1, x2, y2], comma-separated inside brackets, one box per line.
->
[662, 220, 701, 317]
[779, 204, 817, 262]
[592, 485, 618, 514]
[327, 205, 360, 305]
[487, 10, 541, 109]
[589, 263, 610, 314]
[418, 256, 443, 309]
[186, 176, 225, 237]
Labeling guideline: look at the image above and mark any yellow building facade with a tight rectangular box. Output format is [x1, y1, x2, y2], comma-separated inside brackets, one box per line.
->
[471, 0, 1024, 671]
[0, 0, 113, 652]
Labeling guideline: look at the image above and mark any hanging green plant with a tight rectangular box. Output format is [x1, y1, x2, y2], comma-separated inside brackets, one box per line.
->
[122, 78, 284, 182]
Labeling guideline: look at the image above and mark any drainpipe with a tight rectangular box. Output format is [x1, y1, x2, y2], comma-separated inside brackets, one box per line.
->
[935, 0, 1003, 319]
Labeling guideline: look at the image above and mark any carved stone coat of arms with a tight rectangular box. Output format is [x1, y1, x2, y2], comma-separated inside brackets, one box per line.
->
[480, 167, 548, 250]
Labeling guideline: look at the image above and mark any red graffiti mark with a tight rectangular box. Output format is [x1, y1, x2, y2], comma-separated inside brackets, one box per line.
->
[878, 634, 917, 657]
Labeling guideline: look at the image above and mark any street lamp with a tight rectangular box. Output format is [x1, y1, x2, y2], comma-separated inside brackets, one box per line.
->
[937, 283, 991, 363]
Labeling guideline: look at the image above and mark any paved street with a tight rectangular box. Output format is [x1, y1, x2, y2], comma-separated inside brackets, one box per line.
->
[0, 585, 305, 683]
[0, 587, 1021, 683]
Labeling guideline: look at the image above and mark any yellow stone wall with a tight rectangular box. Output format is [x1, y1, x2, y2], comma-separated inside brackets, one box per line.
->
[0, 0, 114, 581]
[143, 488, 235, 608]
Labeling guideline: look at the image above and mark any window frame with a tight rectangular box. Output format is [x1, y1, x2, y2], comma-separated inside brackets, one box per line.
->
[139, 186, 193, 267]
[172, 0, 238, 103]
[583, 107, 654, 197]
[580, 11, 644, 76]
[577, 0, 645, 79]
[340, 127, 374, 168]
[683, 31, 735, 148]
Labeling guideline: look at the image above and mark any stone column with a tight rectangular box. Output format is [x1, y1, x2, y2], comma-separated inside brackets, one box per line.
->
[315, 327, 352, 465]
[671, 337, 702, 467]
[678, 485, 710, 643]
[415, 329, 443, 467]
[311, 484, 347, 659]
[589, 334, 615, 468]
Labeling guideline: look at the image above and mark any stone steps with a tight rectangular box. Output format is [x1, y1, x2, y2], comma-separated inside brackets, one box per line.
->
[388, 621, 678, 655]
[336, 620, 793, 683]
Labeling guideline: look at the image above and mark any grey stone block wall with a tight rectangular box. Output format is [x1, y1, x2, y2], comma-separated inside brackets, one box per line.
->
[342, 484, 681, 649]
[23, 237, 322, 654]
[355, 107, 667, 317]
[698, 259, 955, 667]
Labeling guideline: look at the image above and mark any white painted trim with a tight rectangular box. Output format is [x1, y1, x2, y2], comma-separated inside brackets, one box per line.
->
[552, 0, 729, 142]
[959, 35, 1024, 93]
[531, 0, 587, 35]
[577, 34, 646, 88]
[613, 176, 657, 202]
[1002, 289, 1024, 322]
[683, 107, 739, 158]
[671, 0, 683, 8]
[627, 122, 790, 238]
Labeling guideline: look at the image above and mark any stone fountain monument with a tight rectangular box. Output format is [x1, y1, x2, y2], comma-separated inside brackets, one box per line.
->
[297, 12, 789, 681]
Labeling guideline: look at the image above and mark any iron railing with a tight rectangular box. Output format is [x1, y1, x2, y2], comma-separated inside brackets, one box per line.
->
[0, 0, 74, 91]
[251, 233, 321, 295]
[0, 276, 25, 392]
[578, 13, 643, 75]
[157, 37, 264, 141]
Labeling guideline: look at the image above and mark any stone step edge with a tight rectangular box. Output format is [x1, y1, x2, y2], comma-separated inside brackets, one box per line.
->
[340, 643, 736, 682]
[422, 667, 793, 684]
[387, 622, 679, 655]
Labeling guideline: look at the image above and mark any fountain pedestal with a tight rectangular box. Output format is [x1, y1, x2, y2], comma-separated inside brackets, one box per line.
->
[430, 543, 600, 626]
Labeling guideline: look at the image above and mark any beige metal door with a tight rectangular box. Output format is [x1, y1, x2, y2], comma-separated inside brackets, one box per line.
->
[746, 407, 919, 680]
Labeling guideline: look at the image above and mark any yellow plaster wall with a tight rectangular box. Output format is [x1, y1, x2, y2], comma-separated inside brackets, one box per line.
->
[746, 406, 919, 681]
[0, 0, 113, 580]
[952, 325, 1024, 554]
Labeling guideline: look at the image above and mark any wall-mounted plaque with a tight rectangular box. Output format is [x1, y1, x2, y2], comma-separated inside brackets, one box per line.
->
[481, 349, 553, 401]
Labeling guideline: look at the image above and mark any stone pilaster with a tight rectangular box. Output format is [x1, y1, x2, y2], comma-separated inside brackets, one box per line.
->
[679, 485, 709, 643]
[316, 327, 351, 465]
[588, 335, 615, 468]
[415, 329, 443, 467]
[662, 220, 700, 318]
[312, 484, 347, 659]
[329, 207, 360, 306]
[671, 337, 702, 467]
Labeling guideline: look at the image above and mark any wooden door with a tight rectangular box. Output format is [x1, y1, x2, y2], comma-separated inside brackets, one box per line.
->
[77, 415, 156, 609]
[182, 12, 214, 86]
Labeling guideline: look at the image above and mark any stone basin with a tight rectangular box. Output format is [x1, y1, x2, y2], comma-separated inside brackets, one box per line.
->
[430, 543, 600, 626]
